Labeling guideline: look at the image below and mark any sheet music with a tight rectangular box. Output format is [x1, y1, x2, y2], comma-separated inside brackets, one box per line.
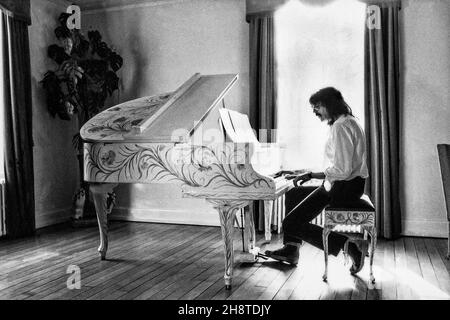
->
[219, 108, 259, 144]
[218, 108, 239, 142]
[219, 108, 285, 176]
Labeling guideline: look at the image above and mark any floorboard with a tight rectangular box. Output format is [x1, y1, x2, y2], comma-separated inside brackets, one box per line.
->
[0, 222, 448, 300]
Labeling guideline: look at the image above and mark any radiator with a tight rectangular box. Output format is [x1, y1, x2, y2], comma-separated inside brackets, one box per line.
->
[0, 180, 5, 236]
[312, 211, 325, 227]
[263, 194, 325, 235]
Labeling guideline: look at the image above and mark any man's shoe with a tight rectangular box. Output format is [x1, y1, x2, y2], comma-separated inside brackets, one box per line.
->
[264, 245, 299, 265]
[345, 239, 368, 275]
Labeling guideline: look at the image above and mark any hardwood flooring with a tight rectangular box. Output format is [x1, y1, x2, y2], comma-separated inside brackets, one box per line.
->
[0, 222, 449, 300]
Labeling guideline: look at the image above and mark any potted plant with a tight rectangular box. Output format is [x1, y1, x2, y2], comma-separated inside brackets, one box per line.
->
[42, 12, 123, 223]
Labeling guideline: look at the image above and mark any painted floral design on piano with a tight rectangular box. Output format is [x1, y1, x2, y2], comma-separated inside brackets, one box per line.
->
[84, 142, 272, 191]
[100, 150, 116, 166]
[80, 93, 172, 140]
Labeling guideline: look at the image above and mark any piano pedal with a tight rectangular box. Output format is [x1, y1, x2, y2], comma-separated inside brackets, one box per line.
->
[256, 253, 269, 260]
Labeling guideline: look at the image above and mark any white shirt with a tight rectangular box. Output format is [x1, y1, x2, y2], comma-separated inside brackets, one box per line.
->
[324, 115, 369, 189]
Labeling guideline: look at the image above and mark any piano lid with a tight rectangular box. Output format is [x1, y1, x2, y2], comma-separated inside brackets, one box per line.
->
[80, 73, 238, 143]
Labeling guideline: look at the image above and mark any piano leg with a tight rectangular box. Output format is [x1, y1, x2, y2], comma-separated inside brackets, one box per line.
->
[208, 199, 249, 290]
[244, 207, 259, 257]
[264, 200, 274, 241]
[90, 183, 118, 260]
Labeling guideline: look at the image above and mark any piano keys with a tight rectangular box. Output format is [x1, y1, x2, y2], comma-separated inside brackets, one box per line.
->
[80, 73, 292, 289]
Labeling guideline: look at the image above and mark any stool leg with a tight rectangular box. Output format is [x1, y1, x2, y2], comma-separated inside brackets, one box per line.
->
[369, 227, 377, 284]
[364, 229, 370, 257]
[322, 228, 331, 282]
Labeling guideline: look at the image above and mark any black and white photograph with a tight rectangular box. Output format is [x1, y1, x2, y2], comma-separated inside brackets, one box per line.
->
[0, 0, 449, 307]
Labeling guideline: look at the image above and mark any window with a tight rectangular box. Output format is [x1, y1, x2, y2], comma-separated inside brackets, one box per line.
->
[275, 0, 365, 172]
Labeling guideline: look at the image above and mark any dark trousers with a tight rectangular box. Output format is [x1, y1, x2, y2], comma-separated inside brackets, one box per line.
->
[282, 177, 365, 256]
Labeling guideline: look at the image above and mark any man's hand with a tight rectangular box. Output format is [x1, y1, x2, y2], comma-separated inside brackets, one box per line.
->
[273, 170, 296, 178]
[273, 170, 305, 178]
[273, 170, 293, 178]
[286, 172, 312, 187]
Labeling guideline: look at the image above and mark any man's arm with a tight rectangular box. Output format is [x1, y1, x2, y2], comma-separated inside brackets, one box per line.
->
[311, 172, 325, 180]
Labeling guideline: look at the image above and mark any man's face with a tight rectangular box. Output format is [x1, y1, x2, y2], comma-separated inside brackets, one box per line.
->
[311, 103, 330, 122]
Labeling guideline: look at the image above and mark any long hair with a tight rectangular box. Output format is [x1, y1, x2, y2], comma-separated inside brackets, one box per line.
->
[309, 87, 353, 125]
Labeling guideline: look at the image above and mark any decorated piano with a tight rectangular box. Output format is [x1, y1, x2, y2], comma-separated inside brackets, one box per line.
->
[80, 73, 291, 289]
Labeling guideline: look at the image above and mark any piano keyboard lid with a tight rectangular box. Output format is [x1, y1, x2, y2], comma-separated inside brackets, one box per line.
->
[80, 73, 239, 143]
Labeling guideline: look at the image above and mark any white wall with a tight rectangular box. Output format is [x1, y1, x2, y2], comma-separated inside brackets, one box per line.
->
[30, 0, 80, 228]
[82, 0, 249, 226]
[400, 0, 450, 237]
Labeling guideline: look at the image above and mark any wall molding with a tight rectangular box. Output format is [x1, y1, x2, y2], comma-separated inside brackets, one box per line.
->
[111, 206, 220, 227]
[36, 205, 222, 229]
[77, 0, 193, 14]
[402, 219, 447, 238]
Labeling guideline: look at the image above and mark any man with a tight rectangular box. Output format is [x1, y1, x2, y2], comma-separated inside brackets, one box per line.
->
[265, 87, 369, 274]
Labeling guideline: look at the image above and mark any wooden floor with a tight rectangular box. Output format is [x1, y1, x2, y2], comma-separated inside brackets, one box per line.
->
[0, 221, 449, 300]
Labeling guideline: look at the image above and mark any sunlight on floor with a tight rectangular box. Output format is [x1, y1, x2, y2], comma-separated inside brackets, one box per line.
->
[0, 250, 60, 273]
[324, 256, 450, 299]
[21, 250, 60, 263]
[288, 248, 450, 300]
[374, 266, 450, 300]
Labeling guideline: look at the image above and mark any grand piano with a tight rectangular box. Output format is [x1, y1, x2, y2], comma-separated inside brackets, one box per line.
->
[80, 73, 291, 289]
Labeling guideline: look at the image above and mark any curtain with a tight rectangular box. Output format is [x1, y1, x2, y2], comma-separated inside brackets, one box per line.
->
[0, 1, 30, 25]
[249, 14, 276, 142]
[248, 13, 277, 231]
[364, 2, 401, 239]
[2, 10, 35, 238]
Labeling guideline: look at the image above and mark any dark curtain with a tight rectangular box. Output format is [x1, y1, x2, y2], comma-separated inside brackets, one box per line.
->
[0, 1, 30, 25]
[248, 13, 277, 231]
[364, 2, 401, 239]
[2, 11, 35, 238]
[248, 13, 276, 143]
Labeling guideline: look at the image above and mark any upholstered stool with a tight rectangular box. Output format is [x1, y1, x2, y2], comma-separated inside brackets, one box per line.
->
[322, 194, 377, 283]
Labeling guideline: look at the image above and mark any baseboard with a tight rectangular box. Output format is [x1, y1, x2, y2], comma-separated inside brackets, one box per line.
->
[110, 207, 221, 227]
[35, 206, 221, 229]
[402, 219, 448, 238]
[35, 207, 73, 229]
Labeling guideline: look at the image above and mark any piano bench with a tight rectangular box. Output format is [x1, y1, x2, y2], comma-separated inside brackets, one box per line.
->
[322, 194, 377, 283]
